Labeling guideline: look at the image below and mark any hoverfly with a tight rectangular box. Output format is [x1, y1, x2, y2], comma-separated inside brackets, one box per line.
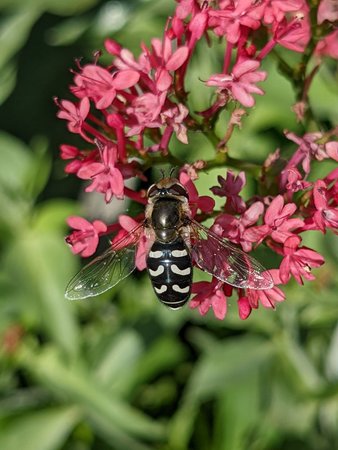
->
[65, 177, 273, 308]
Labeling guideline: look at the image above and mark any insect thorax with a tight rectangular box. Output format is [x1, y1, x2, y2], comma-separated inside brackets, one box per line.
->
[150, 198, 184, 243]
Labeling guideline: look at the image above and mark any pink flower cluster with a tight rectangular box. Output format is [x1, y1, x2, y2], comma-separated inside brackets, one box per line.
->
[58, 0, 338, 320]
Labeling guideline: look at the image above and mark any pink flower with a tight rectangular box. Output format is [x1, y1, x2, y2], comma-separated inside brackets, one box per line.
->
[291, 101, 307, 123]
[77, 142, 124, 202]
[56, 97, 90, 139]
[150, 37, 189, 90]
[66, 216, 107, 257]
[272, 14, 311, 53]
[263, 0, 305, 24]
[237, 296, 252, 320]
[182, 160, 206, 181]
[244, 195, 304, 245]
[238, 269, 285, 319]
[317, 0, 338, 24]
[60, 144, 80, 160]
[312, 180, 338, 232]
[161, 104, 189, 144]
[279, 235, 325, 285]
[190, 279, 231, 320]
[105, 40, 151, 73]
[282, 132, 338, 182]
[208, 1, 265, 44]
[188, 9, 209, 47]
[72, 65, 140, 109]
[179, 171, 215, 217]
[284, 167, 312, 193]
[206, 60, 267, 108]
[59, 144, 83, 174]
[126, 92, 166, 136]
[211, 170, 246, 213]
[240, 269, 285, 315]
[315, 30, 338, 59]
[213, 201, 265, 252]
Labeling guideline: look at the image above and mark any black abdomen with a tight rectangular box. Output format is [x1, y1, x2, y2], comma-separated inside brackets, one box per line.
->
[146, 237, 192, 308]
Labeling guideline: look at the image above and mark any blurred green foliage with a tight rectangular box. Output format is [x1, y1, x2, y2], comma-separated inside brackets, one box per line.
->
[1, 1, 338, 449]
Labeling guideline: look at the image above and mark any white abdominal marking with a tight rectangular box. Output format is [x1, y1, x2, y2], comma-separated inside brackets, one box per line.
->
[172, 249, 188, 257]
[154, 285, 168, 294]
[148, 265, 165, 277]
[172, 284, 190, 293]
[170, 264, 191, 276]
[149, 250, 163, 258]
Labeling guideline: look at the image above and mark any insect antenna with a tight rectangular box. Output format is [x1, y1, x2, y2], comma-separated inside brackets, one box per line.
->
[169, 166, 178, 178]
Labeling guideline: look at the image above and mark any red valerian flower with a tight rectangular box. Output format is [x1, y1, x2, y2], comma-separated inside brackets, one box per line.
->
[66, 216, 107, 257]
[317, 0, 338, 24]
[213, 201, 265, 252]
[190, 278, 232, 320]
[211, 170, 246, 213]
[237, 296, 252, 320]
[243, 195, 304, 245]
[161, 103, 189, 145]
[126, 92, 166, 137]
[311, 180, 338, 233]
[105, 39, 151, 73]
[272, 14, 311, 53]
[206, 59, 267, 108]
[286, 131, 338, 167]
[284, 167, 312, 195]
[56, 97, 90, 141]
[279, 235, 325, 285]
[238, 269, 286, 319]
[150, 36, 189, 90]
[72, 65, 140, 109]
[59, 144, 83, 174]
[77, 142, 124, 202]
[281, 132, 338, 189]
[58, 0, 336, 320]
[179, 171, 215, 216]
[263, 0, 305, 24]
[208, 0, 265, 44]
[315, 30, 338, 59]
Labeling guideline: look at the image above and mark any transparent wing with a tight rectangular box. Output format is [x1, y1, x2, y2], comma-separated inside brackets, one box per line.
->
[188, 219, 273, 290]
[65, 222, 144, 300]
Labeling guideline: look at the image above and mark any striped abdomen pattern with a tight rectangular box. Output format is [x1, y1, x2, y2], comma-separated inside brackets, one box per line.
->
[146, 237, 192, 308]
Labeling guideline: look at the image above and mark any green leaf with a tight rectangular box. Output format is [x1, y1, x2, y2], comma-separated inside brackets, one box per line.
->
[46, 16, 91, 46]
[0, 132, 33, 193]
[32, 199, 78, 233]
[0, 63, 16, 104]
[43, 0, 99, 15]
[325, 323, 338, 381]
[0, 0, 98, 16]
[4, 228, 80, 357]
[309, 64, 338, 124]
[20, 345, 166, 446]
[188, 335, 272, 400]
[0, 8, 41, 68]
[25, 137, 52, 200]
[0, 406, 80, 450]
[169, 334, 273, 449]
[213, 372, 261, 450]
[131, 335, 187, 386]
[95, 330, 144, 388]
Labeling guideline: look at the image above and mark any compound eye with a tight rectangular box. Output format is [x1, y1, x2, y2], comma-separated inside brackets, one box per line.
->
[147, 184, 159, 198]
[167, 184, 189, 198]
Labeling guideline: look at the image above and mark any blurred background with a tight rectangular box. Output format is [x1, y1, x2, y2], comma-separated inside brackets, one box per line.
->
[1, 1, 338, 449]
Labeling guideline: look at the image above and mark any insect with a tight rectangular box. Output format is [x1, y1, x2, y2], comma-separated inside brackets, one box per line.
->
[65, 177, 274, 308]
